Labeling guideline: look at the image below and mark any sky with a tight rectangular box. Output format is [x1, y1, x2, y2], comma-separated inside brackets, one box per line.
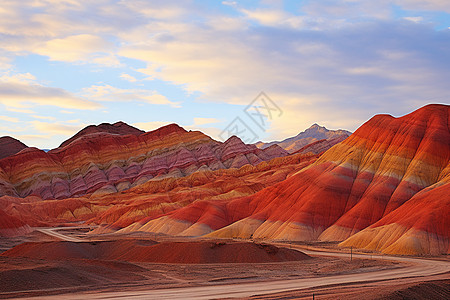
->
[0, 0, 449, 149]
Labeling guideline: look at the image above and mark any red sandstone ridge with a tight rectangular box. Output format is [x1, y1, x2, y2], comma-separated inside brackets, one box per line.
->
[1, 240, 310, 263]
[0, 136, 27, 160]
[59, 121, 144, 148]
[124, 104, 449, 255]
[0, 123, 288, 200]
[0, 209, 31, 237]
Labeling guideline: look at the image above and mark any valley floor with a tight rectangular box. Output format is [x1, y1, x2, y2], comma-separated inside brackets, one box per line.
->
[0, 227, 448, 299]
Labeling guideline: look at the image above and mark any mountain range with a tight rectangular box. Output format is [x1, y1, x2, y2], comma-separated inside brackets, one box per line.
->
[0, 104, 448, 256]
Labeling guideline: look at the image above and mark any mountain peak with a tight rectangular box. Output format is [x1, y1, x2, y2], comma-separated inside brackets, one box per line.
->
[308, 123, 322, 129]
[0, 136, 28, 160]
[59, 121, 144, 148]
[145, 123, 187, 136]
[224, 135, 245, 145]
[304, 123, 327, 133]
[257, 124, 351, 153]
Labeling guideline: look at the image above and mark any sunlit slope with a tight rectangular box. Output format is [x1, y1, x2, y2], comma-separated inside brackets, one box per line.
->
[127, 104, 449, 255]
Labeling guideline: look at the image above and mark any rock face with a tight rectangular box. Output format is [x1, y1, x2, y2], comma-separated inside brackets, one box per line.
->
[127, 104, 449, 255]
[256, 124, 351, 153]
[0, 123, 288, 200]
[0, 136, 27, 160]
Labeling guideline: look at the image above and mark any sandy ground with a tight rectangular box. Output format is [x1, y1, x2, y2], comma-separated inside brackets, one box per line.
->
[245, 274, 450, 299]
[0, 227, 448, 299]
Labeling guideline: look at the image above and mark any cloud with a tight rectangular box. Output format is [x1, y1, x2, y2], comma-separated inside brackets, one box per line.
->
[0, 72, 36, 84]
[0, 115, 19, 122]
[120, 73, 138, 82]
[32, 115, 56, 120]
[241, 8, 286, 25]
[397, 0, 450, 13]
[118, 9, 450, 137]
[15, 134, 50, 141]
[30, 120, 85, 136]
[239, 8, 305, 28]
[82, 84, 181, 107]
[222, 1, 237, 7]
[0, 0, 449, 143]
[33, 34, 117, 64]
[193, 118, 221, 126]
[0, 79, 102, 110]
[132, 121, 172, 132]
[403, 16, 424, 23]
[0, 1, 142, 66]
[6, 107, 35, 114]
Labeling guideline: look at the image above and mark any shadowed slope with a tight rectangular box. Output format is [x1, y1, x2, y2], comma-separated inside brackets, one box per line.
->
[0, 136, 27, 160]
[1, 240, 310, 263]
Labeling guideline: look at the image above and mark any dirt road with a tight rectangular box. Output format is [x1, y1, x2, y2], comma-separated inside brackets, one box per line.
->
[27, 228, 449, 300]
[35, 227, 84, 242]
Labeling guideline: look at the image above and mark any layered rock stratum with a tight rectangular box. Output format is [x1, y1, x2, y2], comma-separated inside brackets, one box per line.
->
[0, 122, 304, 232]
[1, 104, 448, 256]
[0, 124, 288, 199]
[121, 104, 449, 255]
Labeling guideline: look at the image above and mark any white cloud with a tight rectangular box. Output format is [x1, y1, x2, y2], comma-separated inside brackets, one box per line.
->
[120, 73, 138, 82]
[60, 110, 75, 114]
[0, 72, 36, 84]
[6, 107, 35, 114]
[15, 134, 49, 141]
[241, 8, 288, 26]
[82, 84, 181, 107]
[32, 115, 56, 121]
[0, 82, 101, 110]
[193, 118, 221, 126]
[222, 1, 237, 7]
[34, 34, 116, 64]
[0, 115, 19, 122]
[30, 120, 85, 136]
[0, 72, 101, 110]
[132, 121, 172, 132]
[403, 16, 424, 23]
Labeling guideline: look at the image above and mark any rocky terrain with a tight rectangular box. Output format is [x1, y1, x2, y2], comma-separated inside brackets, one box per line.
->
[0, 104, 448, 256]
